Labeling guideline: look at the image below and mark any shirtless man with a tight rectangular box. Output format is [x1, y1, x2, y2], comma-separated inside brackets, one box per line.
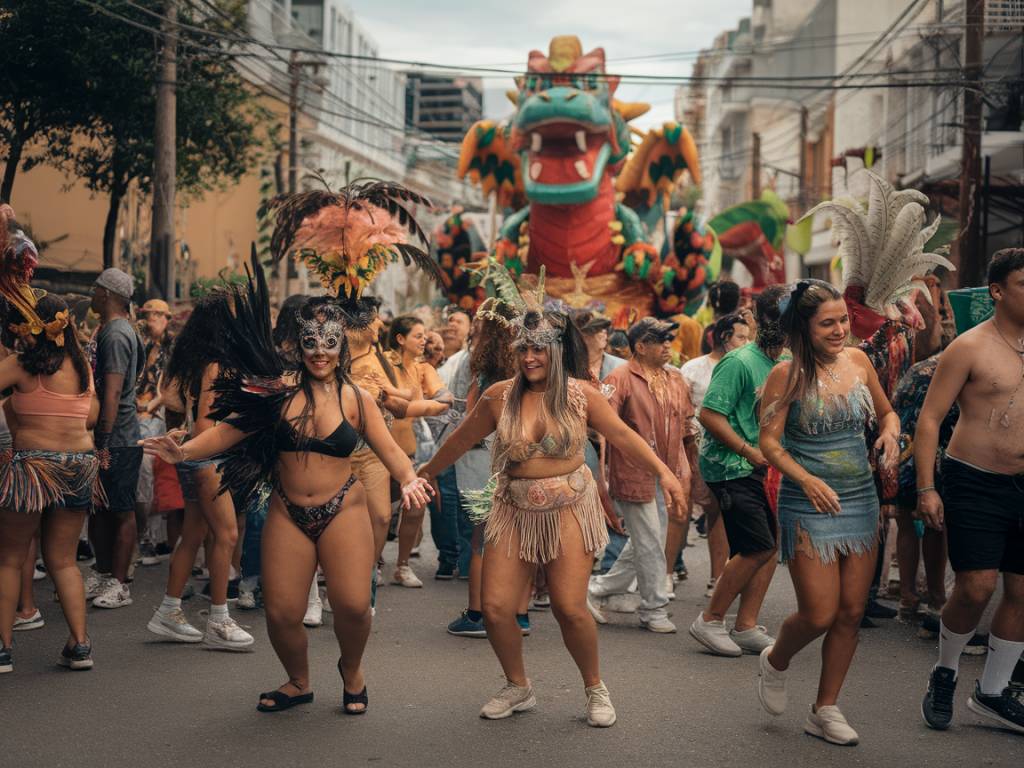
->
[918, 248, 1024, 735]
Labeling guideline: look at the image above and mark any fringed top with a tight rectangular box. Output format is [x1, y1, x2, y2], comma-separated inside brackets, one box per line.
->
[493, 377, 589, 465]
[787, 379, 875, 437]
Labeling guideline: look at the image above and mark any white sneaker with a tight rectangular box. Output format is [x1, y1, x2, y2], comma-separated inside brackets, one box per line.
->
[13, 609, 44, 631]
[303, 597, 324, 627]
[392, 565, 423, 588]
[665, 573, 676, 601]
[236, 588, 257, 610]
[585, 681, 617, 727]
[323, 594, 333, 613]
[147, 607, 203, 643]
[84, 572, 113, 601]
[704, 578, 717, 599]
[640, 615, 677, 633]
[730, 625, 775, 654]
[480, 680, 536, 719]
[805, 705, 859, 745]
[93, 582, 132, 609]
[375, 566, 385, 587]
[33, 562, 46, 581]
[758, 646, 788, 715]
[688, 613, 742, 656]
[203, 616, 254, 651]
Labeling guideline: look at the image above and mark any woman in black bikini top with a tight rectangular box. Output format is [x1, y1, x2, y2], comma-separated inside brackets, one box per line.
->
[142, 284, 432, 718]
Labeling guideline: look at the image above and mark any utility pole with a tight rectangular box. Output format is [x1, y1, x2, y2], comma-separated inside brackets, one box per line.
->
[798, 105, 808, 212]
[150, 0, 177, 296]
[955, 0, 985, 287]
[751, 132, 762, 199]
[288, 49, 299, 198]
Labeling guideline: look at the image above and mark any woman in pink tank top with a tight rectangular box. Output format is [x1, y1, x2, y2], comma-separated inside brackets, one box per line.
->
[0, 292, 100, 674]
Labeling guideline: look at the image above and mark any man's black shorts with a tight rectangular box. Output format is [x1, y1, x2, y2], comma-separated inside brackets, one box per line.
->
[99, 447, 144, 516]
[941, 456, 1024, 575]
[707, 468, 777, 556]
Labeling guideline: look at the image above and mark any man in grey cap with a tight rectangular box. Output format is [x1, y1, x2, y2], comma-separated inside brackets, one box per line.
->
[86, 268, 146, 609]
[589, 317, 694, 633]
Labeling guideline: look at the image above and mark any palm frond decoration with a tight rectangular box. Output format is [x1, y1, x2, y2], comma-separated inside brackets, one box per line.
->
[261, 176, 443, 298]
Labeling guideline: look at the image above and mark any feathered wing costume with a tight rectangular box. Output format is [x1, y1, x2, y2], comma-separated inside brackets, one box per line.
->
[210, 181, 442, 505]
[798, 170, 954, 395]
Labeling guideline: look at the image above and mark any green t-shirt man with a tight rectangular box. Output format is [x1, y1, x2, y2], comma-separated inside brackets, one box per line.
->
[698, 342, 778, 483]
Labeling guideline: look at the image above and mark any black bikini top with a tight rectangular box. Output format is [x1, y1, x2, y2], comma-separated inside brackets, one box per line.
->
[276, 417, 360, 458]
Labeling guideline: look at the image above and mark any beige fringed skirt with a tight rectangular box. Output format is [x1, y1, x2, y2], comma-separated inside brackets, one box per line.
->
[485, 465, 608, 564]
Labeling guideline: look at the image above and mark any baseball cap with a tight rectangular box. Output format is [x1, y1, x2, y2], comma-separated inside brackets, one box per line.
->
[627, 317, 679, 348]
[94, 268, 135, 300]
[569, 308, 612, 335]
[140, 299, 172, 316]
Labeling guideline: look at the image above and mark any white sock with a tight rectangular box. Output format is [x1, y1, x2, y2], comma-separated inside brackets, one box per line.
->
[979, 634, 1024, 695]
[209, 603, 229, 622]
[159, 595, 181, 613]
[308, 579, 320, 606]
[239, 576, 258, 592]
[936, 619, 975, 676]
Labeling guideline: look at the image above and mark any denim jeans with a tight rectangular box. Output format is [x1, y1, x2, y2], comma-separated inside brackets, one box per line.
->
[599, 530, 629, 573]
[240, 490, 269, 587]
[430, 466, 461, 568]
[590, 484, 669, 621]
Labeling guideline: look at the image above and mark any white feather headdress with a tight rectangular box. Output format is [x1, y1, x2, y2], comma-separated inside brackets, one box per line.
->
[797, 170, 954, 313]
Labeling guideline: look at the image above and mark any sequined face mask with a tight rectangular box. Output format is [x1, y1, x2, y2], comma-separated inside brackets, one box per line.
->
[299, 308, 345, 364]
[513, 310, 562, 350]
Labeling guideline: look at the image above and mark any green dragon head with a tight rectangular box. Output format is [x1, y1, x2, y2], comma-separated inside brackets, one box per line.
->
[511, 36, 633, 205]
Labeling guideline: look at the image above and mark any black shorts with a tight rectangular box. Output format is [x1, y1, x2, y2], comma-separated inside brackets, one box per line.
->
[707, 468, 777, 556]
[99, 447, 144, 516]
[941, 456, 1024, 575]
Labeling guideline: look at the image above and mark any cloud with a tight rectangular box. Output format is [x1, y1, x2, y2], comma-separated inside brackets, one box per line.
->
[344, 0, 751, 127]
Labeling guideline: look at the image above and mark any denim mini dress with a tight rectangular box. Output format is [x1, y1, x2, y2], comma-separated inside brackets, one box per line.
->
[777, 381, 880, 564]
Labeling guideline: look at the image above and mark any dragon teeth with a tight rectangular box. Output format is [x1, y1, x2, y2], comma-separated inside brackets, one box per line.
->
[575, 130, 587, 153]
[531, 133, 542, 152]
[530, 162, 543, 180]
[574, 160, 590, 180]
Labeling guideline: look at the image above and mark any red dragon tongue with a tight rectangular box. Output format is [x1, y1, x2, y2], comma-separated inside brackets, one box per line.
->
[526, 130, 601, 186]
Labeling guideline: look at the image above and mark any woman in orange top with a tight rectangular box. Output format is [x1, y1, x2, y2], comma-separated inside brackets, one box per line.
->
[0, 294, 100, 673]
[386, 316, 451, 587]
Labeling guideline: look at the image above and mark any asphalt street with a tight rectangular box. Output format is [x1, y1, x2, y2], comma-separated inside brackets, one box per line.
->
[3, 532, 1021, 768]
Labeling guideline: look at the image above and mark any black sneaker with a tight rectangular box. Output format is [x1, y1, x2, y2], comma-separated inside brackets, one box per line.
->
[199, 579, 240, 602]
[0, 646, 12, 674]
[967, 681, 1024, 734]
[1012, 657, 1024, 685]
[435, 562, 456, 580]
[76, 540, 94, 562]
[155, 542, 173, 557]
[865, 599, 898, 620]
[922, 666, 957, 730]
[962, 633, 989, 656]
[58, 641, 94, 671]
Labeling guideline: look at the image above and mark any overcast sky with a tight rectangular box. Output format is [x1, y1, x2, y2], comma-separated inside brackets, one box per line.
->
[345, 0, 752, 129]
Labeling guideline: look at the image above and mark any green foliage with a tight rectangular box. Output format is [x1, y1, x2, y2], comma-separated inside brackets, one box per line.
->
[189, 269, 250, 299]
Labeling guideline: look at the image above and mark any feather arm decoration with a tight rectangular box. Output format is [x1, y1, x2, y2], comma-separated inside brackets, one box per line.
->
[261, 178, 443, 298]
[798, 170, 953, 314]
[206, 245, 295, 505]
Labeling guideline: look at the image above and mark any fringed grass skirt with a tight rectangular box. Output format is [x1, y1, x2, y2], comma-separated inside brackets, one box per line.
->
[485, 465, 608, 564]
[0, 450, 106, 515]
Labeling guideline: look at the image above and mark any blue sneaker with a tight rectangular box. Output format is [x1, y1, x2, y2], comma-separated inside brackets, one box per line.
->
[0, 646, 12, 674]
[517, 614, 531, 636]
[447, 610, 487, 638]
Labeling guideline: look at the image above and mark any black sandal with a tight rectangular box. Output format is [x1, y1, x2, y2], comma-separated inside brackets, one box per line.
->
[256, 689, 314, 712]
[338, 659, 368, 715]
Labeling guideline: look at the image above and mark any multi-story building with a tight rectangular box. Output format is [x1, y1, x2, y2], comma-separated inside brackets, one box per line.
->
[680, 0, 1022, 283]
[405, 74, 484, 143]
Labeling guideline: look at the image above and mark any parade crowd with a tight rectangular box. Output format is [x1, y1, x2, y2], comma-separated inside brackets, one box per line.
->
[0, 201, 1022, 746]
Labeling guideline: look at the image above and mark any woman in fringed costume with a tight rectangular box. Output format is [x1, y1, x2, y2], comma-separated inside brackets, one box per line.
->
[0, 208, 102, 674]
[756, 280, 900, 746]
[143, 181, 436, 714]
[418, 305, 688, 728]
